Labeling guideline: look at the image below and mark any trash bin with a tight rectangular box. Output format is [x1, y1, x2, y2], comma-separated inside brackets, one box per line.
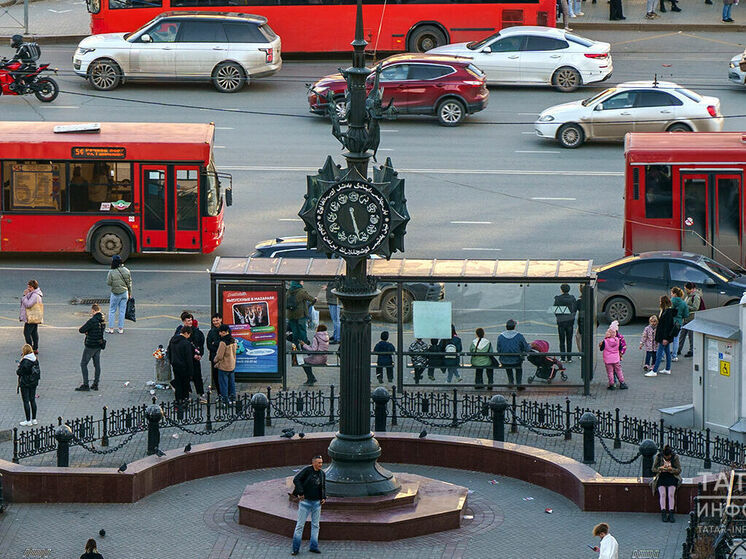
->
[153, 345, 171, 385]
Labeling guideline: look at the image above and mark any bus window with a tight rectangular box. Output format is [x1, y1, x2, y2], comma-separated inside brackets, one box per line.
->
[69, 162, 133, 212]
[176, 169, 199, 230]
[644, 165, 673, 219]
[205, 162, 220, 217]
[2, 161, 66, 212]
[144, 169, 166, 230]
[109, 0, 162, 9]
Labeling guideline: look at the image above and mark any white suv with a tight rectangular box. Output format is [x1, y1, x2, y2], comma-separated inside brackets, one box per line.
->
[73, 12, 282, 93]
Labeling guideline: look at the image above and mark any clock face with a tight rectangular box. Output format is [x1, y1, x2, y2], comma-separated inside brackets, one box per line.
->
[315, 180, 391, 257]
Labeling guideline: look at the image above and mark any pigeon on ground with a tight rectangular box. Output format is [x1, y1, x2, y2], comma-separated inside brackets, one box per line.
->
[99, 529, 106, 537]
[281, 430, 295, 439]
[184, 443, 192, 453]
[298, 432, 305, 439]
[156, 448, 166, 457]
[117, 463, 127, 473]
[282, 428, 294, 433]
[419, 429, 427, 439]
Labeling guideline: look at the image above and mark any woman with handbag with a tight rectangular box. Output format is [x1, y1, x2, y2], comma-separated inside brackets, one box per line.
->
[17, 343, 41, 426]
[106, 254, 132, 334]
[19, 279, 43, 353]
[649, 295, 677, 377]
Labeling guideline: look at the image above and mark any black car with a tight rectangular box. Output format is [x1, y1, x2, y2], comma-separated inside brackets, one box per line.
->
[251, 237, 445, 322]
[596, 251, 746, 325]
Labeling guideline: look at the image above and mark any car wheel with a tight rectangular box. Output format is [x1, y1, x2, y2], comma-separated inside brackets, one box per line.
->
[331, 95, 348, 123]
[408, 25, 447, 53]
[437, 98, 466, 127]
[557, 123, 585, 148]
[88, 59, 122, 91]
[604, 297, 634, 326]
[667, 123, 693, 132]
[91, 226, 131, 265]
[212, 62, 247, 93]
[379, 290, 414, 323]
[552, 66, 582, 93]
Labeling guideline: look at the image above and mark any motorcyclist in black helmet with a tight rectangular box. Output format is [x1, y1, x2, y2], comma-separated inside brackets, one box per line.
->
[8, 34, 41, 92]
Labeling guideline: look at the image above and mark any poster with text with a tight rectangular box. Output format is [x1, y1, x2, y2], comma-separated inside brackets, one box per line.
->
[221, 288, 280, 376]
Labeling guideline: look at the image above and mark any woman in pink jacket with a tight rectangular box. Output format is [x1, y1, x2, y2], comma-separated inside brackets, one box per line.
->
[300, 324, 329, 386]
[600, 328, 628, 390]
[19, 279, 43, 353]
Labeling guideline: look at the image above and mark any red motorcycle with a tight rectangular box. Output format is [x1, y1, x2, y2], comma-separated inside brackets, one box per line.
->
[0, 58, 59, 102]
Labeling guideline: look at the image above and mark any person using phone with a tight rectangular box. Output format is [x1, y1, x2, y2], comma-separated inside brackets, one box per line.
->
[651, 444, 682, 522]
[591, 523, 618, 558]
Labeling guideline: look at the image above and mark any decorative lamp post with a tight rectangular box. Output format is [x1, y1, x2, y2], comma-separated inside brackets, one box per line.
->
[298, 0, 408, 498]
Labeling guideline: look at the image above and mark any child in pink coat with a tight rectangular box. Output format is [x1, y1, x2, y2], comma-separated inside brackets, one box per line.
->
[600, 328, 628, 390]
[639, 315, 658, 372]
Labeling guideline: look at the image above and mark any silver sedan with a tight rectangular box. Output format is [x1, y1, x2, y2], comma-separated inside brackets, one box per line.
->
[534, 81, 724, 148]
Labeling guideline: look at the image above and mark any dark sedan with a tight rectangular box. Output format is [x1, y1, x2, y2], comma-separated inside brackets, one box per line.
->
[251, 237, 445, 322]
[596, 251, 746, 325]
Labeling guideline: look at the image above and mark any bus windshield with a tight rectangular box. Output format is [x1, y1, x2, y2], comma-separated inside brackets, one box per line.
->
[205, 160, 220, 217]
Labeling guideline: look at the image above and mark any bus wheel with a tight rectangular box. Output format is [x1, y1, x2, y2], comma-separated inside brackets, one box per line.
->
[408, 25, 447, 53]
[92, 226, 131, 265]
[667, 123, 692, 133]
[88, 60, 121, 91]
[557, 123, 585, 148]
[604, 297, 634, 326]
[552, 67, 582, 92]
[213, 62, 246, 93]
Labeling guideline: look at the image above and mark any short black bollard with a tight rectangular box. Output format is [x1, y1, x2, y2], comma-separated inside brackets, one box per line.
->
[372, 386, 390, 432]
[251, 393, 269, 437]
[640, 439, 658, 478]
[489, 395, 509, 442]
[579, 412, 598, 464]
[145, 404, 163, 456]
[54, 424, 74, 467]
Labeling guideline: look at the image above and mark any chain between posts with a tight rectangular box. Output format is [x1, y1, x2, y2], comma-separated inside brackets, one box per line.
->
[161, 413, 244, 435]
[392, 399, 484, 428]
[595, 430, 642, 464]
[68, 425, 143, 455]
[508, 409, 570, 438]
[270, 404, 337, 427]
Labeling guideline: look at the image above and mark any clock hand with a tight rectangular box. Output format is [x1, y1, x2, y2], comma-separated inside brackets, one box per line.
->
[349, 207, 360, 236]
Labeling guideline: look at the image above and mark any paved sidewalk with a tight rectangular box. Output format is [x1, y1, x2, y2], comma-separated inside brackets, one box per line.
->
[0, 464, 688, 559]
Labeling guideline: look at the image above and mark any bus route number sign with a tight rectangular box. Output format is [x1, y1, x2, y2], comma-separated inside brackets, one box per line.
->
[71, 146, 127, 159]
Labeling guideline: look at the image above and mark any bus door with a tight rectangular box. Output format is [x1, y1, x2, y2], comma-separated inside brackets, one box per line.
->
[141, 165, 202, 251]
[681, 172, 742, 264]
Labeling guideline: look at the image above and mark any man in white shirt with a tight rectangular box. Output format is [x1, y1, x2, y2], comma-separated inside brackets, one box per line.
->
[592, 523, 619, 559]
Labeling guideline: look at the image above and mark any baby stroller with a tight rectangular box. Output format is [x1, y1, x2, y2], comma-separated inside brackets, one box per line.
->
[527, 340, 567, 384]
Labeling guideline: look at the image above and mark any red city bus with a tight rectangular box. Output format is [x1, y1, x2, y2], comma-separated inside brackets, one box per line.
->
[0, 122, 231, 264]
[623, 132, 745, 267]
[85, 0, 556, 54]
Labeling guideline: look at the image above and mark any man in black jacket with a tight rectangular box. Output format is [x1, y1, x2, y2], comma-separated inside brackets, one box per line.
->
[76, 303, 106, 392]
[291, 455, 326, 555]
[175, 312, 206, 403]
[553, 284, 577, 362]
[168, 326, 194, 403]
[206, 313, 223, 397]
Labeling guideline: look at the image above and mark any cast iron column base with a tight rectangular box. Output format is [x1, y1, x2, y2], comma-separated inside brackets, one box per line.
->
[325, 432, 399, 497]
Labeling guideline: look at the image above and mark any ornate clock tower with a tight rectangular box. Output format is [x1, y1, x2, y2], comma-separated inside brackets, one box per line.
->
[298, 0, 409, 498]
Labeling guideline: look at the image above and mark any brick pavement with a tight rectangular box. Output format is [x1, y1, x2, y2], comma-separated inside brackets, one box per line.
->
[0, 464, 688, 559]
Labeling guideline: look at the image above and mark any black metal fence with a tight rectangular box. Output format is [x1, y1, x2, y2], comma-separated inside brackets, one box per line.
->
[11, 387, 746, 473]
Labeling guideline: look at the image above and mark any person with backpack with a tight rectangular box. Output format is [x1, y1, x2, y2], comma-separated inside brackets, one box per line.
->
[440, 325, 462, 383]
[670, 287, 689, 361]
[426, 338, 443, 381]
[374, 331, 395, 384]
[287, 281, 316, 346]
[300, 324, 330, 386]
[213, 324, 237, 404]
[553, 283, 577, 362]
[496, 319, 530, 389]
[76, 303, 106, 392]
[470, 327, 494, 390]
[679, 282, 704, 358]
[106, 255, 132, 334]
[408, 337, 429, 385]
[17, 343, 40, 426]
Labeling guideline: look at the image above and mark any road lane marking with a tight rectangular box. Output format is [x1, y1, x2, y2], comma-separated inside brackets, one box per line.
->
[521, 131, 535, 135]
[222, 165, 623, 177]
[278, 218, 302, 222]
[381, 129, 398, 132]
[531, 197, 577, 200]
[451, 221, 492, 224]
[215, 127, 234, 130]
[214, 145, 226, 149]
[462, 247, 501, 251]
[518, 113, 538, 116]
[39, 105, 79, 109]
[515, 150, 560, 154]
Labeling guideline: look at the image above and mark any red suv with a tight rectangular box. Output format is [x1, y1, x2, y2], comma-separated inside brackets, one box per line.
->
[307, 54, 488, 126]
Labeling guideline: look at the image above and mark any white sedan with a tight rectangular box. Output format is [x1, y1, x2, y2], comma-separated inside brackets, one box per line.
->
[427, 26, 611, 92]
[534, 81, 724, 148]
[729, 50, 746, 85]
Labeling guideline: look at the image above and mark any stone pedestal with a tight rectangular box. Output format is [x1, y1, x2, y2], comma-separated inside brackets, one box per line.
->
[237, 473, 468, 541]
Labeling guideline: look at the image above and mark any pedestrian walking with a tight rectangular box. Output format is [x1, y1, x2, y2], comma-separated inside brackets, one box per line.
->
[591, 523, 619, 559]
[106, 255, 131, 334]
[16, 344, 40, 426]
[206, 313, 223, 397]
[645, 0, 660, 18]
[80, 538, 104, 559]
[496, 319, 530, 389]
[659, 0, 681, 13]
[408, 337, 429, 384]
[600, 328, 628, 390]
[639, 315, 658, 372]
[213, 324, 237, 404]
[374, 331, 395, 383]
[553, 284, 577, 362]
[441, 325, 462, 383]
[651, 444, 682, 522]
[670, 287, 689, 360]
[300, 324, 329, 386]
[723, 0, 736, 22]
[571, 0, 584, 16]
[291, 455, 326, 556]
[168, 325, 194, 403]
[426, 338, 443, 381]
[575, 284, 585, 352]
[609, 0, 626, 19]
[325, 282, 341, 344]
[287, 281, 316, 346]
[646, 295, 676, 377]
[175, 312, 207, 403]
[19, 279, 43, 353]
[470, 328, 494, 390]
[557, 0, 573, 29]
[76, 303, 106, 391]
[680, 282, 703, 358]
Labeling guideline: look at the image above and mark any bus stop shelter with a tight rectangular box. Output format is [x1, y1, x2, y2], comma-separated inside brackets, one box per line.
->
[210, 257, 597, 394]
